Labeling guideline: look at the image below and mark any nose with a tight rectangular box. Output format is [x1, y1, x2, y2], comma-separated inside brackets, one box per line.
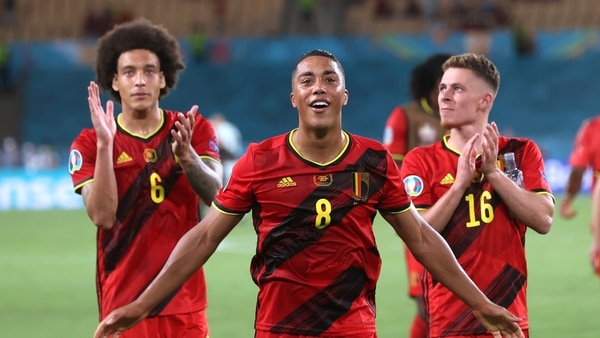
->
[312, 78, 326, 94]
[134, 71, 146, 86]
[439, 89, 450, 102]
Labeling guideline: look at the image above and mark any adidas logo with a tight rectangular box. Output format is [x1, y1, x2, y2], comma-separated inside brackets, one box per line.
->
[116, 151, 133, 164]
[277, 177, 297, 188]
[440, 173, 454, 185]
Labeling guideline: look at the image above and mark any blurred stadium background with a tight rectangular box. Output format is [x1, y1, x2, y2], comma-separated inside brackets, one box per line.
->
[0, 0, 599, 337]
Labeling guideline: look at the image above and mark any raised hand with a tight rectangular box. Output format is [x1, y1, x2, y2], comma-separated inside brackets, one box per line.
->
[171, 105, 198, 159]
[454, 132, 480, 190]
[88, 81, 116, 146]
[480, 122, 500, 176]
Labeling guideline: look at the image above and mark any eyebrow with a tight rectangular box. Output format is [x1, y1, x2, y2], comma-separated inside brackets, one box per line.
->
[297, 69, 337, 78]
[121, 63, 159, 70]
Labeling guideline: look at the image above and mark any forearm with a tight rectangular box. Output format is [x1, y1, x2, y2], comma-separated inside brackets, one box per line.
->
[565, 168, 585, 198]
[591, 183, 600, 243]
[134, 224, 217, 311]
[486, 169, 553, 233]
[84, 144, 118, 229]
[179, 150, 223, 204]
[412, 225, 490, 310]
[134, 210, 237, 312]
[421, 184, 467, 232]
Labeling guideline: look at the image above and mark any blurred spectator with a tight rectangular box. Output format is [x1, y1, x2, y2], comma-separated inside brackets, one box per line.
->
[404, 0, 422, 17]
[0, 32, 11, 93]
[210, 36, 230, 63]
[1, 0, 15, 27]
[513, 22, 536, 56]
[83, 8, 114, 39]
[0, 137, 61, 170]
[321, 0, 362, 36]
[419, 0, 439, 24]
[209, 112, 242, 184]
[24, 143, 60, 170]
[452, 0, 509, 31]
[213, 0, 227, 34]
[0, 136, 20, 167]
[82, 5, 134, 39]
[451, 0, 510, 55]
[374, 0, 394, 18]
[189, 22, 208, 63]
[297, 0, 318, 34]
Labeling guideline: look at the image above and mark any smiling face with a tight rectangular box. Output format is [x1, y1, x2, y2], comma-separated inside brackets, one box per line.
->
[290, 55, 349, 133]
[438, 67, 493, 130]
[112, 49, 166, 114]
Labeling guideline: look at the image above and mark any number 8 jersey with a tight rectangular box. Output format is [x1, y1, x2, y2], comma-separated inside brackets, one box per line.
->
[214, 129, 412, 336]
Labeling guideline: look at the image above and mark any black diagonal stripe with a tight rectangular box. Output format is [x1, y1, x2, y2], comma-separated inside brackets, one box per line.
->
[432, 183, 502, 287]
[270, 266, 367, 335]
[253, 149, 388, 285]
[439, 264, 525, 336]
[443, 183, 502, 257]
[484, 264, 525, 308]
[102, 139, 181, 277]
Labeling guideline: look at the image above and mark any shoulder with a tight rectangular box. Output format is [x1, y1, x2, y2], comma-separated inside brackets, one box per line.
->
[584, 116, 600, 129]
[500, 136, 542, 154]
[348, 132, 387, 150]
[246, 133, 288, 152]
[72, 128, 96, 144]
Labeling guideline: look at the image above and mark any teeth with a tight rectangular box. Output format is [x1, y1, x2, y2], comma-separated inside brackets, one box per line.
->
[312, 101, 328, 107]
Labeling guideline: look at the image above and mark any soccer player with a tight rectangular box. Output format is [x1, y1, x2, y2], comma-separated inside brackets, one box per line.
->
[93, 49, 524, 338]
[401, 53, 554, 337]
[383, 53, 451, 338]
[589, 167, 600, 276]
[560, 117, 600, 220]
[68, 18, 223, 338]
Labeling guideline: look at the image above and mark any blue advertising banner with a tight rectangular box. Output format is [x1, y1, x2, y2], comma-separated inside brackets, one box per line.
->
[0, 169, 83, 211]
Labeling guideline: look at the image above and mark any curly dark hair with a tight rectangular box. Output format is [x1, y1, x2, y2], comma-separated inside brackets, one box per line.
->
[94, 17, 185, 103]
[410, 53, 452, 101]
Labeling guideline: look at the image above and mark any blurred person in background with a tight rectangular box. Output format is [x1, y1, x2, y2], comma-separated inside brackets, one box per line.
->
[560, 116, 600, 273]
[401, 53, 554, 337]
[0, 136, 20, 167]
[383, 53, 451, 338]
[209, 112, 242, 184]
[0, 30, 12, 93]
[94, 49, 523, 338]
[560, 116, 600, 220]
[588, 167, 600, 277]
[68, 18, 222, 338]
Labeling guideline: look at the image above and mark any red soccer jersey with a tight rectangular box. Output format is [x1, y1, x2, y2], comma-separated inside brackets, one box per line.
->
[69, 109, 220, 319]
[213, 130, 411, 336]
[569, 116, 600, 188]
[401, 136, 552, 337]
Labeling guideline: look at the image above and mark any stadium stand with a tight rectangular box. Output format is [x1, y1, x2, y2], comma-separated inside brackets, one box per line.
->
[2, 0, 600, 41]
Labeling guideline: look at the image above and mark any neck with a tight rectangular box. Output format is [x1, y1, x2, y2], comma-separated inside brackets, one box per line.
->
[447, 125, 484, 153]
[291, 128, 347, 164]
[118, 107, 163, 136]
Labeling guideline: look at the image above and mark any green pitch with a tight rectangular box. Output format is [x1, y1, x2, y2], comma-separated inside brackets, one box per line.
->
[0, 197, 597, 337]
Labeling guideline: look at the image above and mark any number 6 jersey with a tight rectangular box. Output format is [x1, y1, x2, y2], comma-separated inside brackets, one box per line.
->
[69, 109, 220, 320]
